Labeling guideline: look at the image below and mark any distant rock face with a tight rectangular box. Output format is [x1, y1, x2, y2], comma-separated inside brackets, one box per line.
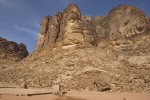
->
[97, 5, 150, 40]
[35, 4, 150, 53]
[0, 37, 28, 61]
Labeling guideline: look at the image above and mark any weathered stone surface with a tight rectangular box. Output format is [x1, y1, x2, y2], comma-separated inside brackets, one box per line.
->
[36, 12, 62, 51]
[82, 16, 92, 21]
[36, 16, 51, 51]
[96, 5, 150, 40]
[82, 18, 97, 45]
[62, 4, 84, 46]
[94, 16, 106, 39]
[0, 37, 28, 61]
[36, 4, 150, 54]
[36, 4, 98, 54]
[95, 16, 105, 22]
[94, 79, 111, 92]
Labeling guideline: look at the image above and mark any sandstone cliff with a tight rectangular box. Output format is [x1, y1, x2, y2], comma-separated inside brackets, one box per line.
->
[35, 4, 97, 55]
[35, 4, 150, 55]
[97, 5, 150, 40]
[0, 37, 28, 61]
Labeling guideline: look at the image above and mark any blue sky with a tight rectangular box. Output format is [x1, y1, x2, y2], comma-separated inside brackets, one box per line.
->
[0, 0, 150, 52]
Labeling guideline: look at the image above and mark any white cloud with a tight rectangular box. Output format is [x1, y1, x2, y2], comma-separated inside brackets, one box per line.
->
[14, 25, 38, 40]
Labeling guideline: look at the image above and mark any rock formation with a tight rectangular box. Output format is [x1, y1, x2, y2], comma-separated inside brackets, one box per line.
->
[62, 4, 84, 46]
[35, 4, 150, 55]
[25, 5, 149, 92]
[0, 37, 28, 61]
[36, 12, 62, 51]
[96, 5, 150, 40]
[1, 4, 150, 93]
[35, 4, 97, 54]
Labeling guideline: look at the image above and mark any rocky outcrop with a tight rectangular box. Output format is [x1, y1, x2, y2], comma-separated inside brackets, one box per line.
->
[35, 4, 150, 54]
[61, 4, 84, 46]
[82, 16, 97, 45]
[35, 4, 97, 53]
[96, 5, 150, 40]
[36, 12, 62, 51]
[0, 37, 28, 61]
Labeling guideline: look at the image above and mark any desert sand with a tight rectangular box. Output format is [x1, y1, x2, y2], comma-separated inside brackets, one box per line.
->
[1, 92, 150, 100]
[0, 88, 150, 100]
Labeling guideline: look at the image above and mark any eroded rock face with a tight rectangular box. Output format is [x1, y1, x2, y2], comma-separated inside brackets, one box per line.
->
[97, 5, 150, 40]
[35, 4, 98, 54]
[35, 4, 150, 54]
[36, 13, 62, 51]
[62, 4, 84, 45]
[82, 16, 97, 45]
[0, 37, 28, 61]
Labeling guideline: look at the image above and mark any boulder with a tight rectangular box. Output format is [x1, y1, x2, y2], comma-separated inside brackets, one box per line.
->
[94, 79, 111, 92]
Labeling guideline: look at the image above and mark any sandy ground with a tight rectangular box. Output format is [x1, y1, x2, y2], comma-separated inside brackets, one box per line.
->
[0, 91, 150, 100]
[0, 88, 52, 95]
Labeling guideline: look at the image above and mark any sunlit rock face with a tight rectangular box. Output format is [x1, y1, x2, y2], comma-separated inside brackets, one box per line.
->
[35, 4, 150, 54]
[36, 16, 50, 51]
[36, 12, 62, 51]
[36, 4, 84, 52]
[97, 5, 150, 40]
[36, 4, 98, 53]
[61, 4, 84, 46]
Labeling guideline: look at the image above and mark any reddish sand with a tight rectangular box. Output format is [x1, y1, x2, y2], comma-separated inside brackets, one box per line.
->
[0, 91, 150, 100]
